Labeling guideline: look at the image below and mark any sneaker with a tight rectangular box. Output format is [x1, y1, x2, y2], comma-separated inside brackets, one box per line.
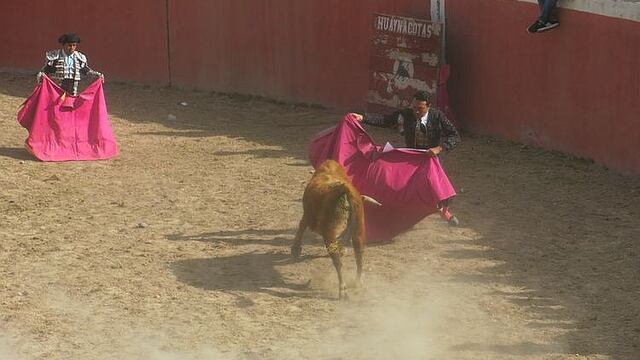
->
[527, 20, 544, 33]
[448, 215, 460, 227]
[537, 20, 559, 32]
[527, 20, 559, 33]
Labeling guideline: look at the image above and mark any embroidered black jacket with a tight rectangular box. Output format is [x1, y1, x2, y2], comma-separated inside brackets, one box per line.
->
[365, 108, 461, 151]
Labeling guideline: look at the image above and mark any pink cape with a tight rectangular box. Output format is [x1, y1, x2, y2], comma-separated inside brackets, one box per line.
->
[17, 75, 118, 161]
[308, 114, 456, 243]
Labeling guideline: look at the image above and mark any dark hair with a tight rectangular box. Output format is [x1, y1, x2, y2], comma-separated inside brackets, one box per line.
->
[413, 90, 432, 103]
[58, 33, 81, 44]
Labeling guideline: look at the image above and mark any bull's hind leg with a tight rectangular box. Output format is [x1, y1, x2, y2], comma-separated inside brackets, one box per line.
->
[348, 207, 365, 288]
[352, 232, 364, 288]
[324, 232, 347, 300]
[291, 218, 307, 258]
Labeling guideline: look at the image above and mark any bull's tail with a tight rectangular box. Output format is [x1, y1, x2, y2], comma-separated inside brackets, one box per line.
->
[322, 182, 359, 242]
[328, 188, 380, 245]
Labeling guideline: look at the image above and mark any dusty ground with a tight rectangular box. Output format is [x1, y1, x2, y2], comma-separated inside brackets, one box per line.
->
[0, 72, 639, 360]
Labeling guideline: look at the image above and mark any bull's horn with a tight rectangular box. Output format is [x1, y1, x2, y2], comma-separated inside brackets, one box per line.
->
[362, 195, 381, 206]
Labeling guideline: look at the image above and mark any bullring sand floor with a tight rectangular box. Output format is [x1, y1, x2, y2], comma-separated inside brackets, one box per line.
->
[1, 72, 639, 359]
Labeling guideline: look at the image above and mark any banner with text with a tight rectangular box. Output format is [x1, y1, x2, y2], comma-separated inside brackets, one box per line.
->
[367, 14, 443, 116]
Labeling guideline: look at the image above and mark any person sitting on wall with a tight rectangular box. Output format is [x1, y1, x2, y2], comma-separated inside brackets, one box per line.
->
[359, 90, 462, 226]
[36, 33, 104, 95]
[527, 0, 560, 33]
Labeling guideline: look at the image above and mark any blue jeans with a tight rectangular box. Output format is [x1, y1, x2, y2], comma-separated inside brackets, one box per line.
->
[538, 0, 558, 22]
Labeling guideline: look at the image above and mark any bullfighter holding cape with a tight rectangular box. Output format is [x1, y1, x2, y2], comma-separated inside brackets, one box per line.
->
[17, 33, 118, 161]
[308, 113, 458, 243]
[17, 75, 118, 161]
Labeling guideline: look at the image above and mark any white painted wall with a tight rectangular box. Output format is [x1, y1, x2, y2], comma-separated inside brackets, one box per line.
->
[517, 0, 640, 22]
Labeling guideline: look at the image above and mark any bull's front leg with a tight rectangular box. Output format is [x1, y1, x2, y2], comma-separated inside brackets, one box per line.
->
[291, 218, 306, 258]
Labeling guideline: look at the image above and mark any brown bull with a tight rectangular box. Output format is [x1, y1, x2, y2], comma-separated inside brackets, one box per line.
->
[292, 160, 380, 300]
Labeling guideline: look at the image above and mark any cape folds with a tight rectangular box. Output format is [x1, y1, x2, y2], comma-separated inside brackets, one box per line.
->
[17, 75, 118, 161]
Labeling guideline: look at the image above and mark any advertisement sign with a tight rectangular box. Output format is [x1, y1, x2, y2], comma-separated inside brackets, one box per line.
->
[367, 14, 443, 116]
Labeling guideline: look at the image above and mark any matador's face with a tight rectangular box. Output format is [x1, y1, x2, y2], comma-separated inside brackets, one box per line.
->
[62, 43, 78, 55]
[412, 100, 429, 118]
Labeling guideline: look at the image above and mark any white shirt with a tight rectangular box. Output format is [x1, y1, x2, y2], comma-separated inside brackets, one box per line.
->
[397, 109, 429, 134]
[62, 50, 76, 79]
[420, 109, 430, 126]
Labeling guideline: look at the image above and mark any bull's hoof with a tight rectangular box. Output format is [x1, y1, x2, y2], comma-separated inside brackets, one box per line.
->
[291, 245, 302, 258]
[338, 285, 349, 301]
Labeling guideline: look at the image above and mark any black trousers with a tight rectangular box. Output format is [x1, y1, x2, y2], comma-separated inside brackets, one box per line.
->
[60, 79, 78, 95]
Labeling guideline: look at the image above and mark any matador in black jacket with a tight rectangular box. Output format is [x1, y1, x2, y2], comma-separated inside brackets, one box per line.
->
[364, 91, 460, 154]
[362, 90, 462, 225]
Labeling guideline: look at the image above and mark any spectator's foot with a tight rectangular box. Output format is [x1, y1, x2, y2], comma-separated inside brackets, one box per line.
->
[527, 20, 543, 33]
[527, 20, 559, 33]
[537, 20, 559, 32]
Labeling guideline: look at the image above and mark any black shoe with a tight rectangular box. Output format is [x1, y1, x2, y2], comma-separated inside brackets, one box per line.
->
[527, 19, 559, 33]
[537, 20, 559, 32]
[527, 20, 543, 33]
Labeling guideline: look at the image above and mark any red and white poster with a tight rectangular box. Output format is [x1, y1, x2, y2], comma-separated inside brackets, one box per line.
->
[366, 14, 443, 116]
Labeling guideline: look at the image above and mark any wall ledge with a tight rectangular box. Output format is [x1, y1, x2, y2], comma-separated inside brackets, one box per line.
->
[517, 0, 640, 22]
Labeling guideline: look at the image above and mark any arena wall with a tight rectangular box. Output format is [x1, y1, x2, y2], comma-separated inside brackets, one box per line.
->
[0, 0, 170, 84]
[0, 0, 638, 174]
[166, 0, 429, 109]
[445, 0, 640, 175]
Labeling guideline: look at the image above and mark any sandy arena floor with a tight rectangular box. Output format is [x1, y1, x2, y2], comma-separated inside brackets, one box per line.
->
[0, 72, 639, 359]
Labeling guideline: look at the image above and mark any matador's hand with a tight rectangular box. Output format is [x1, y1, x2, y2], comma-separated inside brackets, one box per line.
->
[349, 113, 364, 122]
[425, 146, 443, 157]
